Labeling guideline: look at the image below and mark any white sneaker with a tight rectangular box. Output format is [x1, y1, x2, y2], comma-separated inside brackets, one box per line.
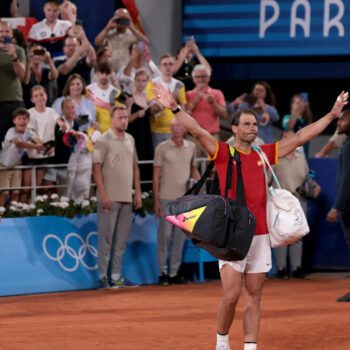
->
[216, 343, 231, 350]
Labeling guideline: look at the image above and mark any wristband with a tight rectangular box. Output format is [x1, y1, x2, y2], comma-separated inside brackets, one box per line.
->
[330, 208, 338, 213]
[171, 105, 181, 114]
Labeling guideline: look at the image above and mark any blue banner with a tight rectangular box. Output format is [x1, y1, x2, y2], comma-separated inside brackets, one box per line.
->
[183, 0, 350, 57]
[0, 214, 160, 296]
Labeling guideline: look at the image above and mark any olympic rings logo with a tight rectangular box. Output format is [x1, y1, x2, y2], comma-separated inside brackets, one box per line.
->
[43, 232, 98, 272]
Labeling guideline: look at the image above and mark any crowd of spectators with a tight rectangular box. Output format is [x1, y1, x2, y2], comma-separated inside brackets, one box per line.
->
[0, 0, 347, 286]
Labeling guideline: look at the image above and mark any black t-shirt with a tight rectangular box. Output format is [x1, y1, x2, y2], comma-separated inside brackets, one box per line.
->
[53, 120, 79, 165]
[174, 55, 200, 91]
[55, 57, 91, 96]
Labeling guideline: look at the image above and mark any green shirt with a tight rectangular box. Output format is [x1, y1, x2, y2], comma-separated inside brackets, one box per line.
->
[0, 45, 26, 102]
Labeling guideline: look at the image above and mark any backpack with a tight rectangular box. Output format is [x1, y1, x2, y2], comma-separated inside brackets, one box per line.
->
[164, 145, 256, 261]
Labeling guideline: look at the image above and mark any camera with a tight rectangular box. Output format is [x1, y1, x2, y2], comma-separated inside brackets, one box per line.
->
[3, 36, 12, 45]
[115, 17, 130, 26]
[116, 91, 132, 104]
[243, 93, 258, 106]
[33, 48, 46, 56]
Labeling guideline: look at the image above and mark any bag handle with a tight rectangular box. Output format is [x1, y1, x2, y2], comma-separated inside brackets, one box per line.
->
[252, 145, 281, 190]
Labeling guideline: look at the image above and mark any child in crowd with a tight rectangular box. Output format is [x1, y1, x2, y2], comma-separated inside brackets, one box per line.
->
[44, 97, 79, 195]
[0, 108, 43, 206]
[21, 85, 64, 202]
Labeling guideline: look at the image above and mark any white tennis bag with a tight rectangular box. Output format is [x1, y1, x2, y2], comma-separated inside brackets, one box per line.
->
[253, 146, 310, 247]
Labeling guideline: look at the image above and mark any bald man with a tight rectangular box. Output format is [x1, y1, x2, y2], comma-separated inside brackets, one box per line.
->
[94, 8, 149, 71]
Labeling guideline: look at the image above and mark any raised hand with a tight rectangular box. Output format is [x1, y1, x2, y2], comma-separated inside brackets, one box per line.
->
[153, 83, 176, 109]
[331, 91, 349, 118]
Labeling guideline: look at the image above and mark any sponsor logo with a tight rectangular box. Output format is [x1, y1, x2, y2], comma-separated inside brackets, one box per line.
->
[43, 232, 98, 272]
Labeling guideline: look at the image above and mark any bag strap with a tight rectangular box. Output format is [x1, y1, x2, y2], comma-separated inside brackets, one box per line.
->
[185, 159, 214, 195]
[252, 145, 281, 190]
[232, 149, 246, 205]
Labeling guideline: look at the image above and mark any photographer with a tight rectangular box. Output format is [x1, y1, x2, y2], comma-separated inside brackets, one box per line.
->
[55, 26, 96, 96]
[23, 45, 58, 107]
[0, 20, 26, 148]
[94, 8, 149, 72]
[229, 81, 280, 143]
[117, 41, 159, 96]
[174, 36, 212, 90]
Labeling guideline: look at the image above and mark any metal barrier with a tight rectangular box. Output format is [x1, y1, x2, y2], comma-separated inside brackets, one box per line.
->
[0, 158, 209, 202]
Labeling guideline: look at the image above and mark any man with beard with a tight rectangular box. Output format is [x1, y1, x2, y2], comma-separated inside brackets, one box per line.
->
[155, 84, 348, 350]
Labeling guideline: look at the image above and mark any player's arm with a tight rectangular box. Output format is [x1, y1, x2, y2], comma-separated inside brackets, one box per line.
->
[279, 91, 348, 159]
[154, 83, 217, 158]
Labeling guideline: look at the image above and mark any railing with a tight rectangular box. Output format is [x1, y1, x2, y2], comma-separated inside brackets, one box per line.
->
[0, 158, 209, 202]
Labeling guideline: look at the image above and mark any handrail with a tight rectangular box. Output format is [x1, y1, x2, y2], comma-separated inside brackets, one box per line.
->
[0, 158, 210, 201]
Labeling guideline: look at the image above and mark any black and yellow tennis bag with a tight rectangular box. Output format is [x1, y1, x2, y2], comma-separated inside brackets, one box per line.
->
[164, 145, 256, 261]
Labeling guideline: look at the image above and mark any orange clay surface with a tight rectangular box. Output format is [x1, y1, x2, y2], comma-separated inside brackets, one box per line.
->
[0, 278, 349, 350]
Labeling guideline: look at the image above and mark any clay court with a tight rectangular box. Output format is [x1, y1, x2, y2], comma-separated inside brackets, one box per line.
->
[0, 275, 349, 350]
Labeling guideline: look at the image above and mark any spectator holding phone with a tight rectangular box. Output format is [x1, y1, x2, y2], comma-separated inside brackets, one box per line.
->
[117, 41, 160, 96]
[55, 27, 96, 96]
[0, 20, 26, 149]
[94, 8, 149, 72]
[174, 35, 212, 90]
[28, 0, 72, 59]
[281, 93, 313, 155]
[59, 0, 77, 25]
[23, 45, 58, 107]
[230, 81, 280, 143]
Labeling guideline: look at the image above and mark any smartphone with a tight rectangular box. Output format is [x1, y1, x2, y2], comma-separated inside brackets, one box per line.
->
[33, 48, 46, 56]
[77, 114, 90, 127]
[75, 19, 83, 27]
[136, 41, 144, 53]
[3, 36, 12, 44]
[115, 17, 130, 26]
[186, 35, 195, 43]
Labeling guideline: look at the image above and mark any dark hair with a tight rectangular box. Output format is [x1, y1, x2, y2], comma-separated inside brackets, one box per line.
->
[13, 107, 30, 119]
[62, 73, 87, 97]
[95, 62, 112, 74]
[253, 81, 276, 106]
[12, 28, 27, 50]
[231, 109, 257, 126]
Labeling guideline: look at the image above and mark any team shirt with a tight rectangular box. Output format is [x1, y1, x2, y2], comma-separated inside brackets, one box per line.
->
[145, 77, 186, 134]
[86, 82, 120, 133]
[211, 141, 278, 235]
[28, 19, 71, 58]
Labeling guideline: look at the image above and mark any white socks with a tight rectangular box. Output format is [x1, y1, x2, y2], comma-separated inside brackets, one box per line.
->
[217, 333, 229, 344]
[244, 342, 257, 350]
